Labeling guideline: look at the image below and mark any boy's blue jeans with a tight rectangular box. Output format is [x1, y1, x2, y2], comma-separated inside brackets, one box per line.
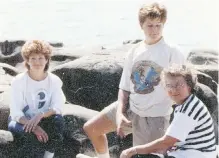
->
[8, 114, 65, 157]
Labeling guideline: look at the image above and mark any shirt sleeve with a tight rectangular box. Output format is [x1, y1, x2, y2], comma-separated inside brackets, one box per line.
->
[170, 46, 186, 65]
[119, 49, 134, 92]
[165, 112, 197, 141]
[50, 76, 66, 114]
[10, 79, 25, 122]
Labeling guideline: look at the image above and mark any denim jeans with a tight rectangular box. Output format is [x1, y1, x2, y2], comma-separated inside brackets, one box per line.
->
[8, 114, 65, 157]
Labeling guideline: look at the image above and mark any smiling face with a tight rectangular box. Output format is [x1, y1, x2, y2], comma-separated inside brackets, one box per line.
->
[141, 18, 164, 44]
[27, 53, 48, 72]
[164, 75, 192, 104]
[21, 40, 52, 72]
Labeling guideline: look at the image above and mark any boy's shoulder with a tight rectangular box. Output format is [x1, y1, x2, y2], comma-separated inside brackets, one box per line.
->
[164, 39, 181, 52]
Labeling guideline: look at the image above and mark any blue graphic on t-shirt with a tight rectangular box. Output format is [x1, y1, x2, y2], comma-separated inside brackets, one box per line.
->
[37, 91, 46, 109]
[133, 67, 158, 91]
[131, 60, 162, 94]
[145, 67, 157, 81]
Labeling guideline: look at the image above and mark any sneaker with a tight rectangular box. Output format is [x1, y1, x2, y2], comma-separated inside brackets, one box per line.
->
[76, 153, 97, 158]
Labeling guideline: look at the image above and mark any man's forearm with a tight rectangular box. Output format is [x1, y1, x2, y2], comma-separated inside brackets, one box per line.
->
[117, 89, 130, 113]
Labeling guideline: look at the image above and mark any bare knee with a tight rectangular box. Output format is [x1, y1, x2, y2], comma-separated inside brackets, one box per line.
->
[83, 121, 94, 136]
[83, 114, 115, 137]
[83, 118, 104, 137]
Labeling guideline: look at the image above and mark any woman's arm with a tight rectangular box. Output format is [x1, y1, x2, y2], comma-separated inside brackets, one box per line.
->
[49, 76, 66, 116]
[10, 78, 25, 122]
[120, 135, 178, 158]
[135, 135, 178, 154]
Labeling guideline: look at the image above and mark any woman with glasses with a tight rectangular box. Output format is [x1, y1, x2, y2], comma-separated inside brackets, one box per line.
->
[120, 65, 217, 158]
[8, 40, 66, 158]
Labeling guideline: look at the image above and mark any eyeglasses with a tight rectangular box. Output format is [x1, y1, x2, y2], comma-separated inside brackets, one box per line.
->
[165, 82, 186, 91]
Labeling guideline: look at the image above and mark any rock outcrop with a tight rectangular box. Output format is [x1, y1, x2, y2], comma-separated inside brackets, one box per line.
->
[52, 55, 124, 111]
[0, 40, 218, 157]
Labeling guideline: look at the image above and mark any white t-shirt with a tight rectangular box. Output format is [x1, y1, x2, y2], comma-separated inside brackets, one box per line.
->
[10, 72, 66, 121]
[165, 94, 217, 158]
[119, 38, 186, 117]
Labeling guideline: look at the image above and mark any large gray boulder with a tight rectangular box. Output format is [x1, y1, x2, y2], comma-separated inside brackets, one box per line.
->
[0, 40, 25, 56]
[187, 49, 218, 66]
[187, 50, 218, 83]
[0, 63, 20, 76]
[195, 66, 218, 84]
[193, 69, 218, 94]
[194, 83, 218, 142]
[52, 55, 124, 111]
[194, 83, 218, 120]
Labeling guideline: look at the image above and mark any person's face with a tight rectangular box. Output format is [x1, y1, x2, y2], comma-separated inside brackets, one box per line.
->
[164, 75, 191, 104]
[141, 18, 164, 44]
[27, 53, 48, 72]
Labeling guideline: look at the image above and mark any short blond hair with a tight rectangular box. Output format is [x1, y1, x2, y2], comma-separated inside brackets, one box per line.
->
[21, 40, 52, 71]
[138, 2, 167, 25]
[161, 64, 197, 92]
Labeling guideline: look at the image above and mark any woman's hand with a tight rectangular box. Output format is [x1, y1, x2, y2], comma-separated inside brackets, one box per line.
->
[33, 126, 48, 143]
[23, 113, 44, 133]
[120, 148, 136, 158]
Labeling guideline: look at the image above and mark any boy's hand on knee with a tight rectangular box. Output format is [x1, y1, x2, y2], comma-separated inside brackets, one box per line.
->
[116, 113, 131, 138]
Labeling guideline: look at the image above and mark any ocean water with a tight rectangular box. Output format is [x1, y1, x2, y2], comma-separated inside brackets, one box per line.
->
[0, 0, 218, 51]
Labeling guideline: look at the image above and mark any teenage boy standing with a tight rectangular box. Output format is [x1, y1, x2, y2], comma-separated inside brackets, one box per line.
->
[77, 3, 185, 158]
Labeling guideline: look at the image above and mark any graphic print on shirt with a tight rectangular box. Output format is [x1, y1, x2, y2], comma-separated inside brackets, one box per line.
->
[131, 60, 163, 94]
[33, 89, 48, 109]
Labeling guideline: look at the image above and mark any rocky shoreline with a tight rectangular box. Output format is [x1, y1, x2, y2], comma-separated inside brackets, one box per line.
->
[0, 40, 218, 157]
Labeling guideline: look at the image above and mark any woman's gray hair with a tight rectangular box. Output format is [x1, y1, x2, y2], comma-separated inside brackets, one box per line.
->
[161, 64, 197, 92]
